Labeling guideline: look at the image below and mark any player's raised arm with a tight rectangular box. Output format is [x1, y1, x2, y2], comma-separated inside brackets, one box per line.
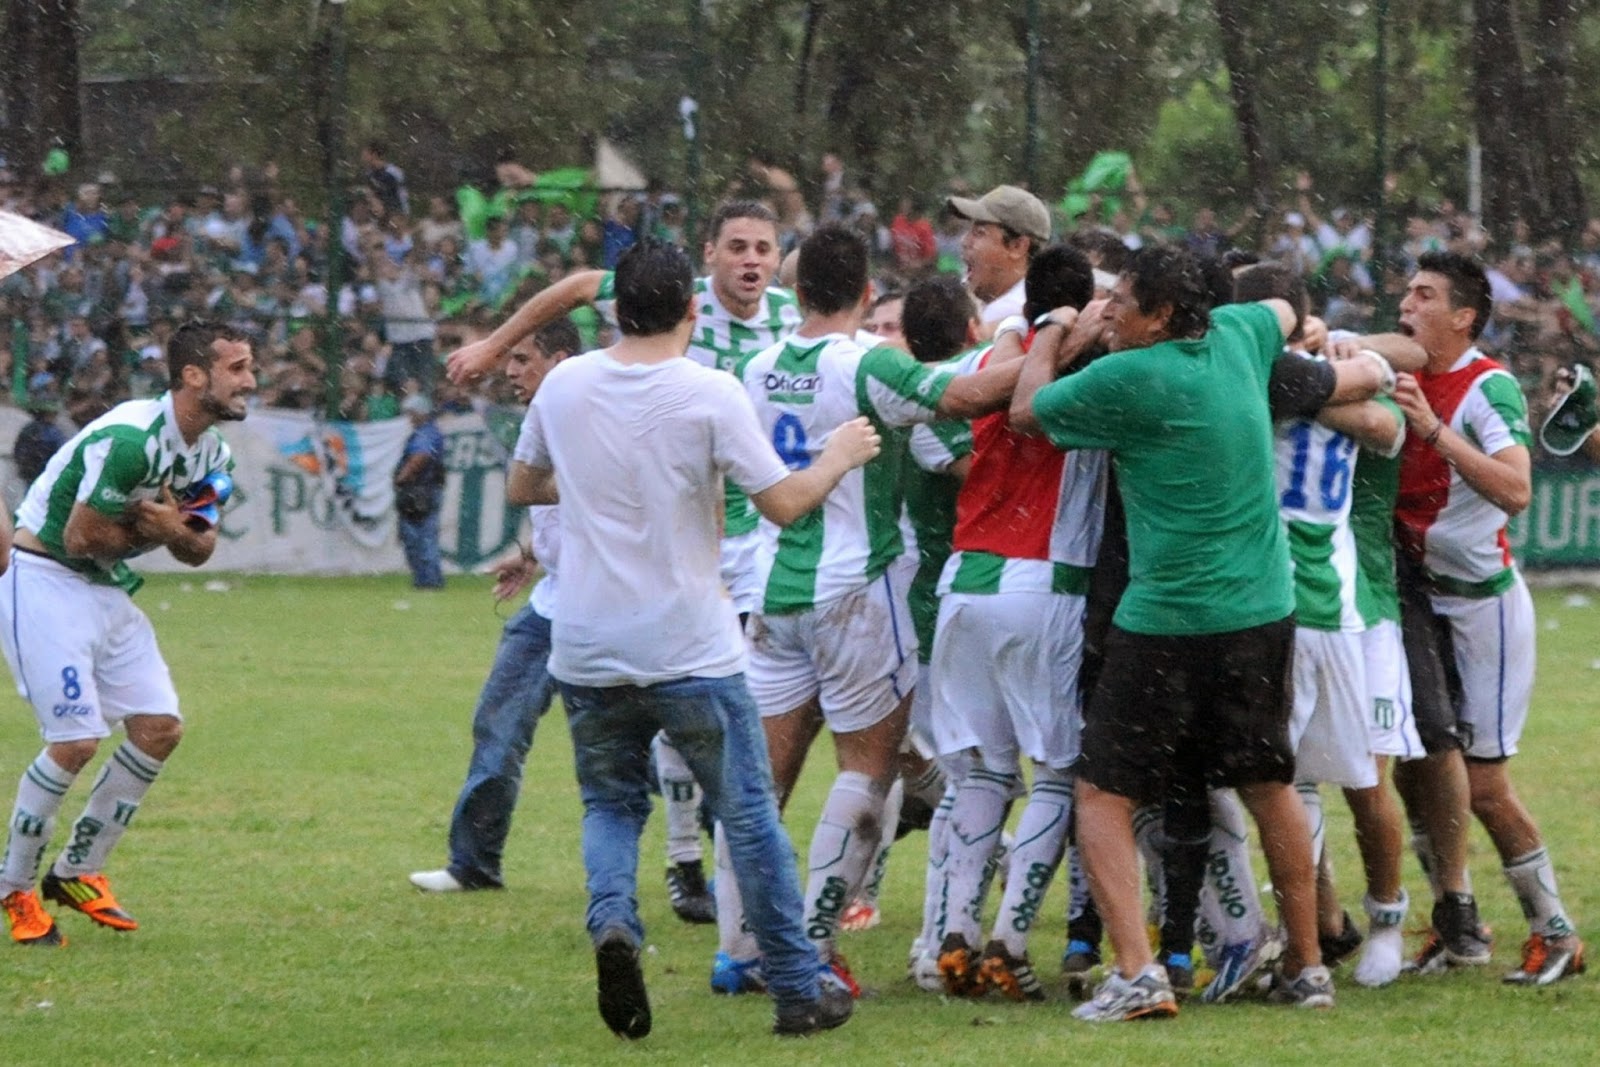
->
[1393, 372, 1532, 515]
[446, 269, 606, 384]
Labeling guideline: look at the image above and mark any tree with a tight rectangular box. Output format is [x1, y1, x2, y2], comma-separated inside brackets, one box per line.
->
[2, 0, 83, 180]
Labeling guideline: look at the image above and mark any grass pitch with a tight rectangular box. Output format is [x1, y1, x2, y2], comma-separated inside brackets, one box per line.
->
[2, 575, 1597, 1065]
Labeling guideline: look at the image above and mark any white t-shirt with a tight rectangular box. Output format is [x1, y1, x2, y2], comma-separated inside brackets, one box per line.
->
[526, 504, 560, 619]
[515, 351, 791, 687]
[979, 276, 1027, 325]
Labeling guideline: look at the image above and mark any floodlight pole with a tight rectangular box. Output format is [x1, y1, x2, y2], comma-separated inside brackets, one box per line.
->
[322, 0, 350, 420]
[1371, 0, 1395, 329]
[1024, 0, 1041, 192]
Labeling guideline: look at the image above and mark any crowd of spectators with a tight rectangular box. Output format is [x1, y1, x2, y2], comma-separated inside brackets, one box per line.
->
[3, 149, 1597, 462]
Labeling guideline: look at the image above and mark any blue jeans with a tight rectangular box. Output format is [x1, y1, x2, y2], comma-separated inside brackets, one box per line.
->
[446, 604, 558, 886]
[561, 674, 819, 1007]
[398, 511, 443, 588]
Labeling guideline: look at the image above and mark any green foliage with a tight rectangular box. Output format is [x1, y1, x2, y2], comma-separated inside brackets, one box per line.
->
[1, 575, 1597, 1062]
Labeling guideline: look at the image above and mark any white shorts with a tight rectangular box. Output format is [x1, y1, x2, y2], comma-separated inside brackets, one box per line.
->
[929, 591, 1085, 772]
[1431, 575, 1536, 760]
[720, 531, 764, 617]
[1360, 619, 1424, 760]
[745, 564, 917, 733]
[1288, 628, 1377, 789]
[0, 551, 180, 743]
[906, 662, 937, 759]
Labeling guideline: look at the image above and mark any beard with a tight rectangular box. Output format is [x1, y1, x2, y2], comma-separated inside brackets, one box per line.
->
[200, 388, 249, 421]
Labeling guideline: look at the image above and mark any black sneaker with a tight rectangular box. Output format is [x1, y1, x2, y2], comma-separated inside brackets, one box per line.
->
[1319, 910, 1365, 968]
[1434, 893, 1492, 966]
[773, 984, 854, 1036]
[595, 930, 651, 1040]
[665, 861, 716, 925]
[1061, 939, 1102, 1001]
[1161, 951, 1195, 999]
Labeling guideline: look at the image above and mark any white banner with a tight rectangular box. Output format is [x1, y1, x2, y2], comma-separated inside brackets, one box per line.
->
[4, 405, 528, 576]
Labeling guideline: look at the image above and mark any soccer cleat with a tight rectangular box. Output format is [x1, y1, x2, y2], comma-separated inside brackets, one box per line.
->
[595, 929, 651, 1040]
[1201, 937, 1271, 1003]
[664, 861, 716, 925]
[1319, 910, 1365, 968]
[1071, 965, 1178, 1023]
[773, 984, 854, 1036]
[839, 899, 880, 933]
[1504, 934, 1587, 986]
[1406, 931, 1450, 976]
[1266, 964, 1336, 1009]
[1161, 951, 1195, 999]
[937, 933, 985, 997]
[977, 940, 1047, 1002]
[710, 951, 767, 995]
[1061, 939, 1102, 1001]
[822, 952, 862, 999]
[911, 949, 944, 992]
[41, 872, 137, 931]
[3, 890, 65, 947]
[1433, 893, 1492, 966]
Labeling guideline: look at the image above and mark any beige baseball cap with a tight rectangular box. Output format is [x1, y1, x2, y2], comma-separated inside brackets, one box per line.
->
[947, 185, 1051, 243]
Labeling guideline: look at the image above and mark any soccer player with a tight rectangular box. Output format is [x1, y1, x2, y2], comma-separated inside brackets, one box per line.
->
[408, 319, 579, 894]
[731, 224, 1026, 992]
[1, 321, 254, 946]
[513, 239, 877, 1038]
[1390, 251, 1584, 985]
[928, 245, 1102, 1003]
[1011, 246, 1326, 1020]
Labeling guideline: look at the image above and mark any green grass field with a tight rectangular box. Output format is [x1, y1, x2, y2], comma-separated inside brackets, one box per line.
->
[3, 575, 1597, 1065]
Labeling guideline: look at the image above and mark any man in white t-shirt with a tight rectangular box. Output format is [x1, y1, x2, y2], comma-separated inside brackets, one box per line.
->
[512, 240, 881, 1039]
[407, 319, 579, 894]
[946, 185, 1051, 331]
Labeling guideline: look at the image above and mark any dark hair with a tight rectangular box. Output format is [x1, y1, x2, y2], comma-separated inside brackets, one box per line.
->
[707, 199, 779, 244]
[870, 290, 903, 312]
[797, 224, 869, 316]
[1023, 244, 1095, 322]
[902, 276, 974, 364]
[168, 320, 249, 389]
[1232, 261, 1308, 342]
[1416, 250, 1493, 340]
[1198, 254, 1238, 309]
[1066, 229, 1129, 273]
[1123, 244, 1212, 341]
[533, 317, 582, 357]
[1220, 248, 1261, 272]
[613, 239, 695, 337]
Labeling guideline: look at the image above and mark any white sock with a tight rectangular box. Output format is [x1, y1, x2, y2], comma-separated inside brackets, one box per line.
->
[1504, 847, 1577, 940]
[1, 752, 77, 895]
[53, 742, 163, 879]
[1296, 782, 1326, 867]
[802, 770, 886, 960]
[858, 776, 904, 907]
[1132, 804, 1166, 931]
[1354, 889, 1408, 988]
[905, 759, 947, 808]
[653, 733, 703, 866]
[713, 822, 759, 961]
[993, 767, 1072, 957]
[1202, 790, 1265, 949]
[940, 766, 1015, 947]
[919, 784, 955, 951]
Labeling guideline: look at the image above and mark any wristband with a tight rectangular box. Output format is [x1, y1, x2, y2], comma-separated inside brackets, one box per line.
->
[994, 314, 1030, 341]
[1032, 311, 1067, 330]
[1424, 420, 1444, 446]
[1361, 349, 1397, 395]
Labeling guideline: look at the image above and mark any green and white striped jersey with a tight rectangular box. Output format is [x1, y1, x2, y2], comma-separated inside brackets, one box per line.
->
[1275, 351, 1362, 633]
[14, 392, 233, 594]
[741, 332, 952, 614]
[904, 387, 974, 660]
[1351, 396, 1406, 627]
[596, 272, 801, 537]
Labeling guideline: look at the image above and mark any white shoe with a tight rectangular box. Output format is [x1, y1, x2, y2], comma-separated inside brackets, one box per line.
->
[409, 868, 466, 892]
[1354, 891, 1407, 988]
[912, 950, 944, 992]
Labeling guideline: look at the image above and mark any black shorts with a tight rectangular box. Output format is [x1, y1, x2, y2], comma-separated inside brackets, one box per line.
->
[1395, 553, 1465, 755]
[1077, 616, 1296, 805]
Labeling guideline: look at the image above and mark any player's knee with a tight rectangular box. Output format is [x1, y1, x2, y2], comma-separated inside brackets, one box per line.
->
[47, 738, 101, 774]
[126, 714, 183, 759]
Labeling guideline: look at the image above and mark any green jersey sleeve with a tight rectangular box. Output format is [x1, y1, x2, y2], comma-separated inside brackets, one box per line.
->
[1032, 352, 1150, 452]
[1473, 371, 1534, 451]
[79, 431, 152, 518]
[855, 344, 952, 428]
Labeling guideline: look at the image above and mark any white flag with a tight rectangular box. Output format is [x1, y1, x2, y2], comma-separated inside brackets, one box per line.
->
[0, 209, 74, 282]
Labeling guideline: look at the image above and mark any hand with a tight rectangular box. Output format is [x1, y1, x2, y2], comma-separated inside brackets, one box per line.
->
[820, 416, 882, 471]
[1323, 336, 1366, 362]
[1295, 170, 1314, 193]
[1300, 315, 1328, 354]
[1064, 298, 1109, 350]
[131, 486, 191, 545]
[491, 555, 537, 602]
[1392, 373, 1437, 432]
[446, 337, 506, 384]
[1552, 366, 1578, 396]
